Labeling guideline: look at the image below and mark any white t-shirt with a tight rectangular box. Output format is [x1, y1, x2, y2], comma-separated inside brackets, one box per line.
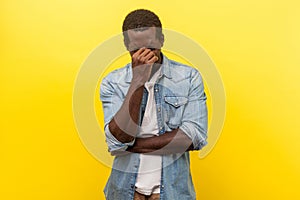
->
[135, 67, 162, 195]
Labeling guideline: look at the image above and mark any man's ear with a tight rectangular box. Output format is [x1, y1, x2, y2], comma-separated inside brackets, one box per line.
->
[159, 34, 165, 48]
[123, 38, 129, 51]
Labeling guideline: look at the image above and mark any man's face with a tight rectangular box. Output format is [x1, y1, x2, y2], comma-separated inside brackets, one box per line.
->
[126, 27, 164, 63]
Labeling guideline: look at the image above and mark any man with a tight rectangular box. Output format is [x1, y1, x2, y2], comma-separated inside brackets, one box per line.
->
[100, 9, 208, 200]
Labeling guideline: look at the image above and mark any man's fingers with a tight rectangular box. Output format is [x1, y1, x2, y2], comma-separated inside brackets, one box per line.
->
[146, 55, 158, 64]
[132, 47, 158, 68]
[138, 48, 151, 60]
[132, 47, 146, 59]
[143, 51, 156, 62]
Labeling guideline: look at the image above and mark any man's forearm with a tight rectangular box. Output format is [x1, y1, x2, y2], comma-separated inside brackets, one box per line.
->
[108, 82, 144, 143]
[126, 128, 194, 155]
[107, 48, 158, 144]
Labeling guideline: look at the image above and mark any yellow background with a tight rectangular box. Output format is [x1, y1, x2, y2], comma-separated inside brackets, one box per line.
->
[1, 0, 300, 199]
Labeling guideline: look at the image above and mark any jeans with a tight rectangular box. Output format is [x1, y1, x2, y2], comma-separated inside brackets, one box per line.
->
[134, 191, 160, 200]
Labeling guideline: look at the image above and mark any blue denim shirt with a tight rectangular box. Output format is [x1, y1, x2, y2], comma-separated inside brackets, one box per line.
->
[100, 53, 208, 200]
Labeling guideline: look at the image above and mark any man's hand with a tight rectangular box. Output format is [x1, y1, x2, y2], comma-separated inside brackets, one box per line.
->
[131, 47, 159, 85]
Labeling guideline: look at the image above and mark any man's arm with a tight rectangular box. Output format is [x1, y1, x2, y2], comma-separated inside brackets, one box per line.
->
[108, 48, 159, 143]
[127, 128, 194, 155]
[127, 68, 208, 154]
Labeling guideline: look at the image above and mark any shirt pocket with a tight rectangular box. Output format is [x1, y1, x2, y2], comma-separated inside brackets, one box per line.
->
[163, 96, 188, 129]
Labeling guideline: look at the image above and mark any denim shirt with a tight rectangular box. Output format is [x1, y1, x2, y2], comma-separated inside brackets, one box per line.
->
[100, 53, 208, 200]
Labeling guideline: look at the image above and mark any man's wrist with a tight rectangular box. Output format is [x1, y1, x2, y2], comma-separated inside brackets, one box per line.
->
[130, 77, 146, 88]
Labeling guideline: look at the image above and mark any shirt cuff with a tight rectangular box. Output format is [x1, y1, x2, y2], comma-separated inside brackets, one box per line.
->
[179, 123, 207, 150]
[104, 124, 136, 154]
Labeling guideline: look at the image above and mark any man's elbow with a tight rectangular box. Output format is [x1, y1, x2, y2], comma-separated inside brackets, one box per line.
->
[108, 119, 135, 143]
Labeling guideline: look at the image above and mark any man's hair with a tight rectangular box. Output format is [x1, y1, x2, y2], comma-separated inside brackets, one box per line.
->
[122, 9, 163, 47]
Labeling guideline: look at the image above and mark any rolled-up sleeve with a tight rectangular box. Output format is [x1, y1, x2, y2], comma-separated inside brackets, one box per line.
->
[104, 123, 135, 154]
[100, 76, 135, 155]
[179, 69, 208, 150]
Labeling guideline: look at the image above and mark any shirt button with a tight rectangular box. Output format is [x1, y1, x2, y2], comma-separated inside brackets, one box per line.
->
[174, 102, 178, 106]
[155, 89, 159, 92]
[159, 127, 163, 130]
[157, 108, 161, 112]
[161, 185, 164, 188]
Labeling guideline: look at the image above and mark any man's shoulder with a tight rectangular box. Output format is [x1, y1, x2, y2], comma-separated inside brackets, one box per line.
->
[166, 57, 200, 80]
[101, 63, 130, 84]
[168, 59, 195, 70]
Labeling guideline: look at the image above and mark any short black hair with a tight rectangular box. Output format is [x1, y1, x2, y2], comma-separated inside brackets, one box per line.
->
[122, 9, 163, 47]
